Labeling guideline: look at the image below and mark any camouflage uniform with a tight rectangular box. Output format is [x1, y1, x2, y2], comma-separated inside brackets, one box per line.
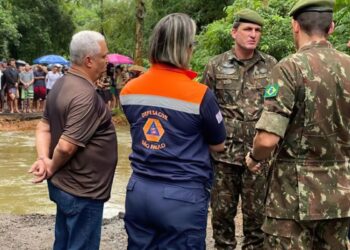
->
[256, 40, 350, 249]
[202, 50, 277, 249]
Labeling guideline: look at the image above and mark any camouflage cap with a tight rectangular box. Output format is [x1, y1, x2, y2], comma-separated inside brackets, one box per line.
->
[289, 0, 334, 17]
[234, 9, 264, 26]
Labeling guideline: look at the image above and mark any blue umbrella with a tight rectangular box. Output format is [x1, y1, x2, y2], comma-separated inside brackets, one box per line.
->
[33, 54, 69, 65]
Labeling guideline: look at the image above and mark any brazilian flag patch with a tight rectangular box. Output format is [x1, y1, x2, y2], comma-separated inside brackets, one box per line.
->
[264, 83, 279, 98]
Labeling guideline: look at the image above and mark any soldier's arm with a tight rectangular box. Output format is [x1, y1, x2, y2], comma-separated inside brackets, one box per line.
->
[201, 61, 216, 90]
[246, 60, 298, 172]
[251, 130, 280, 160]
[246, 130, 280, 173]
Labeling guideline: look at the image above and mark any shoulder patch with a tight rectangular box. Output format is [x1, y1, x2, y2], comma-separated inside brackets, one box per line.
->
[264, 83, 279, 98]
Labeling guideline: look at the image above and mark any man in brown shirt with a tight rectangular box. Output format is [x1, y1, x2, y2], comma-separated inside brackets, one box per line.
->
[29, 30, 118, 250]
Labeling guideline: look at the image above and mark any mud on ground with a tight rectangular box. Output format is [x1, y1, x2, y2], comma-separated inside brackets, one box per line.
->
[0, 113, 128, 131]
[0, 113, 244, 249]
[0, 210, 243, 250]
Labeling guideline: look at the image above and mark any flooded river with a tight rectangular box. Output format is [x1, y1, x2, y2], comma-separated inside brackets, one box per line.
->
[0, 126, 132, 218]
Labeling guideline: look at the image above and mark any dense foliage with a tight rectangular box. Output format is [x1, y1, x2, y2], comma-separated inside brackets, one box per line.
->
[0, 0, 74, 62]
[150, 0, 235, 31]
[0, 0, 349, 71]
[192, 0, 350, 75]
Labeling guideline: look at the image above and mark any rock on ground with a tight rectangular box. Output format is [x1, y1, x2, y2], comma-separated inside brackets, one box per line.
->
[0, 210, 243, 250]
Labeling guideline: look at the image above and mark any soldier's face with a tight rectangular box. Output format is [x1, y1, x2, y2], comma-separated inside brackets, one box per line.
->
[232, 23, 262, 52]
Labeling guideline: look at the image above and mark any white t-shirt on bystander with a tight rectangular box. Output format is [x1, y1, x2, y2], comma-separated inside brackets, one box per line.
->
[46, 71, 61, 90]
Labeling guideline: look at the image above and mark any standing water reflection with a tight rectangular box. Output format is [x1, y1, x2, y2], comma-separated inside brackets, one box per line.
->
[0, 126, 131, 217]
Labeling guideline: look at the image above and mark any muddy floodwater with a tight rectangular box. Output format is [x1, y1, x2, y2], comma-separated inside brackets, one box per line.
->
[0, 126, 131, 218]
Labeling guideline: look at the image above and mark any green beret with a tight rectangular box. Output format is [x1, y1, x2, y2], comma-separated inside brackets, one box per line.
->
[234, 9, 264, 26]
[289, 0, 334, 17]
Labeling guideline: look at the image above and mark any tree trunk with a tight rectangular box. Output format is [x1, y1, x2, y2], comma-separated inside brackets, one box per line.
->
[135, 0, 145, 66]
[100, 0, 105, 36]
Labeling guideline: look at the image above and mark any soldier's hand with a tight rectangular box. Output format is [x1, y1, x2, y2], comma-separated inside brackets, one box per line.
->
[245, 152, 263, 174]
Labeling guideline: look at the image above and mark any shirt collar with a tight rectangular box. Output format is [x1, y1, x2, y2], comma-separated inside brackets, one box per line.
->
[67, 66, 96, 88]
[298, 40, 332, 52]
[150, 63, 198, 80]
[228, 49, 264, 64]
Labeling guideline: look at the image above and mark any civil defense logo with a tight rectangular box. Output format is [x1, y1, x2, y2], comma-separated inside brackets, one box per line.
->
[143, 118, 164, 142]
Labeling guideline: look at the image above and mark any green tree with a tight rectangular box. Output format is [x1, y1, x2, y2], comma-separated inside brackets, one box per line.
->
[66, 0, 137, 57]
[0, 2, 20, 59]
[8, 0, 75, 62]
[192, 0, 294, 75]
[330, 5, 350, 53]
[150, 0, 235, 30]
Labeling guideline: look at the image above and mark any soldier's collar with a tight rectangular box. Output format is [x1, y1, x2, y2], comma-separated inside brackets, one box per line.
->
[229, 49, 264, 64]
[298, 40, 332, 52]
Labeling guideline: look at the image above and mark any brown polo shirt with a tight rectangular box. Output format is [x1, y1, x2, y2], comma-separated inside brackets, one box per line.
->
[43, 69, 118, 201]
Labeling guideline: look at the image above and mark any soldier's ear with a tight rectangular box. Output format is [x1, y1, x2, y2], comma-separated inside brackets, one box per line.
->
[231, 28, 237, 40]
[328, 21, 335, 35]
[291, 19, 300, 34]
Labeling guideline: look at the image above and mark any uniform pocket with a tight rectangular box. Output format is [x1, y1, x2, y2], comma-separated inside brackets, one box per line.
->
[297, 163, 350, 220]
[262, 217, 302, 238]
[253, 73, 270, 105]
[126, 178, 136, 191]
[253, 73, 269, 88]
[163, 186, 206, 204]
[216, 74, 240, 90]
[215, 74, 241, 105]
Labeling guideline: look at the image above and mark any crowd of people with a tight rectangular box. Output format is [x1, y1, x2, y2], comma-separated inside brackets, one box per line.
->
[0, 61, 66, 114]
[95, 64, 144, 110]
[24, 0, 350, 249]
[0, 59, 143, 115]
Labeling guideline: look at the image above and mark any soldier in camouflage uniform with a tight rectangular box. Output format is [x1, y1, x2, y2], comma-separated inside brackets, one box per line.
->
[201, 9, 277, 250]
[246, 0, 350, 249]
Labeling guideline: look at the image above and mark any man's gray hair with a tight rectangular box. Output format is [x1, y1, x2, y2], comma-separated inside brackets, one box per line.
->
[70, 31, 105, 65]
[149, 13, 196, 69]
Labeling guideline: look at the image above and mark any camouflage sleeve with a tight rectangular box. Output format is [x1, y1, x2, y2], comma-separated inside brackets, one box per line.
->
[201, 61, 216, 90]
[255, 111, 289, 138]
[255, 60, 298, 138]
[272, 57, 278, 65]
[266, 54, 278, 67]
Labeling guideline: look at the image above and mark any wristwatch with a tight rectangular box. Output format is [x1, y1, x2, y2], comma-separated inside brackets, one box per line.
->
[249, 151, 262, 163]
